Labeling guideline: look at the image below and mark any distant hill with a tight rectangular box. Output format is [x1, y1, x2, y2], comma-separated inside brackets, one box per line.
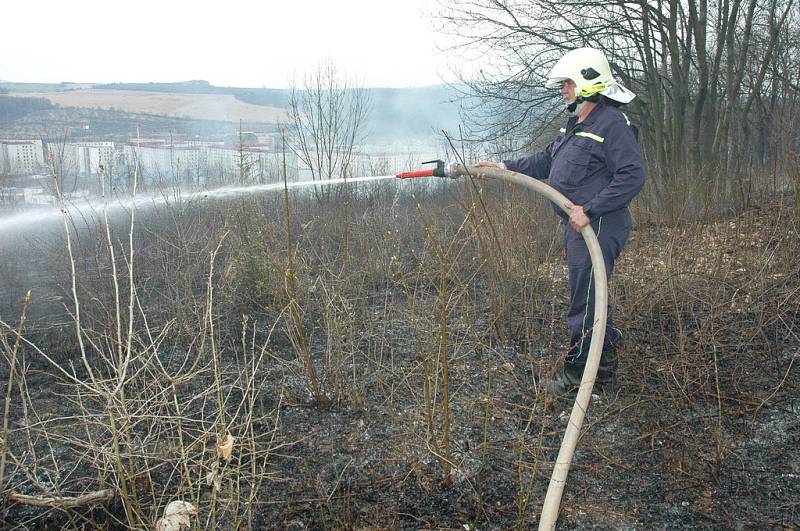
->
[0, 80, 466, 142]
[0, 95, 55, 124]
[69, 81, 465, 142]
[0, 82, 94, 93]
[5, 88, 287, 124]
[94, 80, 290, 108]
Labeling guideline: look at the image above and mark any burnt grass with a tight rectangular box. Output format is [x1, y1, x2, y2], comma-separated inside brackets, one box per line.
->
[0, 182, 798, 530]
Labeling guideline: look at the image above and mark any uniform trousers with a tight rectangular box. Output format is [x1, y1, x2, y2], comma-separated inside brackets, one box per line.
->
[563, 208, 631, 364]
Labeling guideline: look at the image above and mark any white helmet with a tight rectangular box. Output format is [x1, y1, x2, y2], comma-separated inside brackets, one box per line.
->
[545, 47, 635, 104]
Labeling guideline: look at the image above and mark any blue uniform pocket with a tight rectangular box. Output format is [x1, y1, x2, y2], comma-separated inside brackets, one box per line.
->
[555, 142, 592, 187]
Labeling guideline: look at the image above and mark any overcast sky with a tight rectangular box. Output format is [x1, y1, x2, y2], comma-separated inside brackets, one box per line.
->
[1, 0, 455, 89]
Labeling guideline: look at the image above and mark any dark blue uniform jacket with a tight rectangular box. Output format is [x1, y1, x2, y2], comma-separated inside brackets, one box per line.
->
[503, 102, 645, 221]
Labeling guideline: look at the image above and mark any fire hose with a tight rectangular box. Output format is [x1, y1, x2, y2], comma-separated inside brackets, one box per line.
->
[397, 161, 608, 531]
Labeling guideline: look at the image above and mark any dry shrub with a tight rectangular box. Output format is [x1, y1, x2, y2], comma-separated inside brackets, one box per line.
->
[1, 162, 797, 528]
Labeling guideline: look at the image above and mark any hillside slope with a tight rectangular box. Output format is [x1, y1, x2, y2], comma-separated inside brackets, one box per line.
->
[8, 89, 286, 124]
[1, 80, 465, 142]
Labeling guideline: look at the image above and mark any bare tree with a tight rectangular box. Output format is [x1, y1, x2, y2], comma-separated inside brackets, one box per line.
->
[436, 0, 800, 206]
[287, 60, 371, 202]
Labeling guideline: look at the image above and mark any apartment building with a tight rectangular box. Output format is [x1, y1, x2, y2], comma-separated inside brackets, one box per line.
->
[0, 139, 45, 175]
[121, 141, 284, 185]
[74, 142, 114, 175]
[122, 142, 205, 186]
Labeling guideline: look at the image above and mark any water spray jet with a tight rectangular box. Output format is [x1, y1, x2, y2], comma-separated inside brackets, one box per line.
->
[0, 174, 397, 236]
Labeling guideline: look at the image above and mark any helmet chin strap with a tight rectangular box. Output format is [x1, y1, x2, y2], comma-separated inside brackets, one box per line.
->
[566, 94, 599, 115]
[567, 97, 586, 115]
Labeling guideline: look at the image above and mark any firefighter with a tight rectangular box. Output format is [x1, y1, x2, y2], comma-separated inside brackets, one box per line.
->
[476, 47, 646, 396]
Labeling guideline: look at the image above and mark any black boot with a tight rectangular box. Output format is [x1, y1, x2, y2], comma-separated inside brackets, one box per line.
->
[547, 349, 618, 397]
[546, 361, 585, 396]
[598, 327, 621, 388]
[596, 347, 618, 388]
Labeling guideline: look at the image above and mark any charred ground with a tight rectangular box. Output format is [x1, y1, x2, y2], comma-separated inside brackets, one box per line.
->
[0, 179, 798, 529]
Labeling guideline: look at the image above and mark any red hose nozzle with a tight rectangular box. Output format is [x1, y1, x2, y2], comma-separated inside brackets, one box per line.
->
[396, 168, 435, 179]
[396, 159, 449, 179]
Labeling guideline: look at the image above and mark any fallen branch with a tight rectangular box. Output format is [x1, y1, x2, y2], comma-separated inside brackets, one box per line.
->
[6, 488, 115, 509]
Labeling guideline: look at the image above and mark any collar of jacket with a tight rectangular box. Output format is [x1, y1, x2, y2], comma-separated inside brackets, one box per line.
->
[566, 100, 609, 130]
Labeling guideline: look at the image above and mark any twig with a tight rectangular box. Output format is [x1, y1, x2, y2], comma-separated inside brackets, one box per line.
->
[1, 291, 31, 489]
[6, 488, 115, 509]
